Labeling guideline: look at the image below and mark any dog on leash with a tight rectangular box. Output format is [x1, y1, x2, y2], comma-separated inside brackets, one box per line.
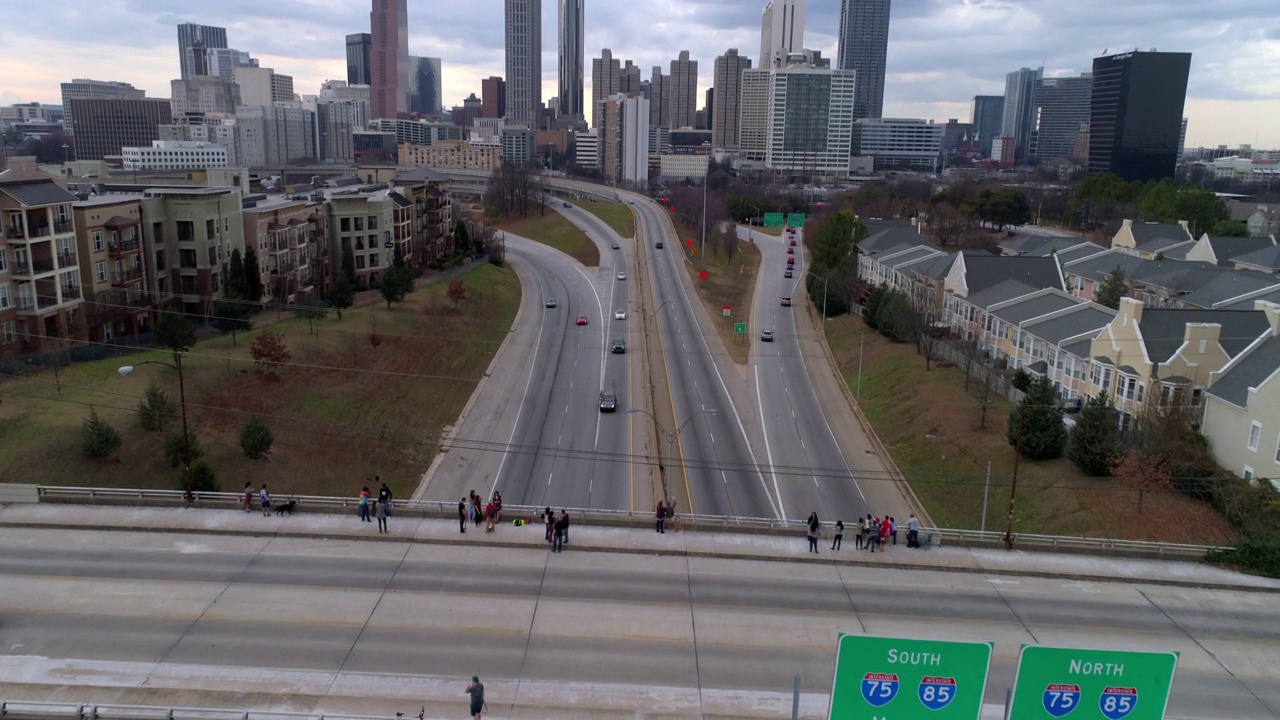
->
[274, 498, 298, 516]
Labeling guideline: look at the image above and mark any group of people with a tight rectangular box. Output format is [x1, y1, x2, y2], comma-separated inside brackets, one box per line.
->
[654, 499, 678, 533]
[242, 482, 271, 515]
[357, 479, 395, 533]
[806, 512, 923, 553]
[458, 490, 503, 533]
[543, 507, 571, 552]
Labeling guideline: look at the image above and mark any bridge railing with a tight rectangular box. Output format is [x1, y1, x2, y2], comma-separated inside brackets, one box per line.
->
[0, 700, 392, 720]
[30, 486, 1227, 559]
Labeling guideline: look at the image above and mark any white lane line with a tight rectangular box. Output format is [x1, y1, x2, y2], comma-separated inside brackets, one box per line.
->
[490, 256, 547, 500]
[755, 364, 787, 521]
[574, 264, 608, 451]
[547, 472, 554, 487]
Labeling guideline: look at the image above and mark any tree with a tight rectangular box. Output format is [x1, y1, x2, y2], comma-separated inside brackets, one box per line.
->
[227, 248, 247, 300]
[810, 209, 866, 270]
[874, 288, 915, 342]
[447, 279, 468, 308]
[81, 407, 122, 460]
[164, 431, 204, 468]
[250, 330, 292, 376]
[155, 312, 196, 355]
[186, 458, 219, 492]
[212, 299, 252, 345]
[340, 245, 357, 284]
[326, 274, 355, 320]
[136, 382, 177, 432]
[1067, 393, 1123, 476]
[1095, 265, 1128, 310]
[239, 415, 275, 459]
[455, 220, 471, 253]
[1010, 368, 1033, 392]
[392, 242, 406, 269]
[379, 265, 414, 308]
[296, 301, 329, 334]
[243, 246, 264, 304]
[862, 286, 887, 329]
[1209, 219, 1249, 237]
[1008, 375, 1067, 461]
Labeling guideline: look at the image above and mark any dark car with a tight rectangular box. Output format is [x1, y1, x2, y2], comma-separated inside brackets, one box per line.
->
[611, 338, 626, 354]
[599, 389, 618, 412]
[655, 241, 664, 249]
[563, 202, 572, 208]
[787, 247, 794, 255]
[784, 269, 793, 278]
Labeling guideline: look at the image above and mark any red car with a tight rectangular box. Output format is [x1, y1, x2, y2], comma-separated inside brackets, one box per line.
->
[787, 247, 794, 255]
[576, 314, 588, 325]
[787, 257, 795, 265]
[789, 239, 797, 247]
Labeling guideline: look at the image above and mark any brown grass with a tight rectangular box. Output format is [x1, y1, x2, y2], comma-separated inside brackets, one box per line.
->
[500, 210, 600, 266]
[824, 315, 1238, 544]
[670, 216, 761, 364]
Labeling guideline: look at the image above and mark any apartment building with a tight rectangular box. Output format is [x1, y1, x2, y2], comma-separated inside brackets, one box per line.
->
[326, 189, 398, 288]
[1110, 219, 1194, 259]
[242, 196, 328, 305]
[138, 186, 246, 316]
[395, 166, 456, 266]
[72, 194, 151, 341]
[1202, 302, 1280, 487]
[398, 141, 501, 172]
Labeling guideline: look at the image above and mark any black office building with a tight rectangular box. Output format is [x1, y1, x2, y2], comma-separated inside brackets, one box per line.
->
[346, 33, 372, 86]
[1087, 51, 1191, 182]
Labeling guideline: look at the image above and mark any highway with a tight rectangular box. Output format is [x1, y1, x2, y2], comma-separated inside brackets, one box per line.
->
[0, 527, 1275, 719]
[747, 225, 870, 524]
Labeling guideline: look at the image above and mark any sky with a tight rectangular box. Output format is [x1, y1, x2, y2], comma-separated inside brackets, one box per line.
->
[1, 0, 1279, 148]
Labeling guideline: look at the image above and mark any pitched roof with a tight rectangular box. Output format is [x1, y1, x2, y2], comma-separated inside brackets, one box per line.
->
[1230, 244, 1280, 272]
[102, 215, 139, 229]
[1061, 337, 1093, 359]
[1207, 335, 1280, 407]
[1178, 271, 1280, 309]
[859, 226, 936, 255]
[1138, 309, 1272, 363]
[1000, 234, 1085, 257]
[881, 245, 943, 270]
[1203, 235, 1277, 266]
[0, 179, 77, 206]
[1023, 305, 1116, 345]
[965, 279, 1040, 309]
[911, 252, 958, 282]
[1054, 243, 1108, 265]
[961, 253, 1064, 295]
[395, 165, 450, 183]
[991, 291, 1081, 326]
[1128, 221, 1191, 248]
[1221, 287, 1280, 311]
[1063, 249, 1146, 282]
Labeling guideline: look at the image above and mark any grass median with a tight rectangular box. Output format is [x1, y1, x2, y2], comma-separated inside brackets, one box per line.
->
[500, 211, 600, 266]
[579, 199, 634, 238]
[671, 216, 761, 365]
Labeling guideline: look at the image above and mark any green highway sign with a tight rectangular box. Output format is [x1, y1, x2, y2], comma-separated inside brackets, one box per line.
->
[734, 322, 746, 334]
[1008, 646, 1178, 720]
[829, 634, 992, 720]
[788, 213, 807, 227]
[763, 212, 785, 228]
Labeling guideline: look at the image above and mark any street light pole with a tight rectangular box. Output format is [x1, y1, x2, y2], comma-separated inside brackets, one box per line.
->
[120, 358, 192, 501]
[628, 407, 716, 508]
[700, 164, 708, 258]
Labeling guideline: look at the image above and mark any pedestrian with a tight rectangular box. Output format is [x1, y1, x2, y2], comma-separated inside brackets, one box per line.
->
[543, 506, 554, 543]
[259, 484, 271, 516]
[358, 486, 371, 522]
[492, 491, 502, 523]
[552, 514, 567, 553]
[465, 675, 486, 720]
[485, 499, 497, 533]
[378, 479, 393, 518]
[867, 517, 881, 553]
[656, 500, 666, 533]
[472, 491, 483, 527]
[880, 515, 891, 548]
[561, 510, 570, 544]
[457, 497, 467, 534]
[889, 516, 898, 545]
[907, 513, 921, 548]
[855, 516, 866, 549]
[806, 511, 820, 554]
[375, 498, 388, 533]
[831, 520, 844, 550]
[242, 481, 253, 513]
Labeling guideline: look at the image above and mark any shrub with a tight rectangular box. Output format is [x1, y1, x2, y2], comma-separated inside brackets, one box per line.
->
[164, 431, 205, 468]
[240, 415, 274, 459]
[136, 382, 177, 432]
[1008, 375, 1066, 461]
[81, 408, 122, 460]
[1010, 368, 1033, 392]
[250, 330, 292, 375]
[184, 458, 219, 493]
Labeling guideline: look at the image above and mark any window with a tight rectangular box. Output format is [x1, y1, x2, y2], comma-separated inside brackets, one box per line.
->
[1, 321, 14, 344]
[1275, 434, 1280, 465]
[92, 231, 104, 251]
[95, 261, 106, 282]
[1243, 466, 1254, 484]
[155, 250, 166, 270]
[0, 248, 5, 272]
[368, 216, 378, 230]
[355, 255, 366, 269]
[0, 285, 9, 309]
[369, 253, 379, 267]
[208, 247, 218, 266]
[1248, 421, 1262, 452]
[206, 219, 216, 239]
[340, 217, 350, 232]
[1198, 339, 1207, 354]
[354, 217, 364, 231]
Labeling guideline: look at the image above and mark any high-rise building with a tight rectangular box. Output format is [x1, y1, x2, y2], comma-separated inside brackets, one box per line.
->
[1000, 66, 1042, 161]
[1031, 73, 1092, 161]
[235, 105, 317, 167]
[621, 61, 643, 96]
[712, 49, 751, 149]
[370, 0, 410, 119]
[59, 79, 146, 129]
[453, 94, 484, 128]
[67, 98, 172, 160]
[271, 73, 297, 103]
[177, 23, 228, 79]
[836, 0, 890, 119]
[760, 0, 805, 70]
[170, 77, 242, 116]
[853, 118, 942, 171]
[591, 50, 621, 129]
[346, 33, 373, 86]
[669, 51, 698, 129]
[481, 77, 506, 119]
[970, 95, 1004, 157]
[649, 67, 670, 130]
[601, 94, 649, 187]
[504, 0, 542, 125]
[199, 48, 259, 85]
[1088, 51, 1192, 182]
[409, 57, 442, 115]
[739, 51, 856, 174]
[558, 0, 584, 117]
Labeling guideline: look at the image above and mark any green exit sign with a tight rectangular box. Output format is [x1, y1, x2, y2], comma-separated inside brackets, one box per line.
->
[829, 634, 992, 720]
[1009, 646, 1178, 720]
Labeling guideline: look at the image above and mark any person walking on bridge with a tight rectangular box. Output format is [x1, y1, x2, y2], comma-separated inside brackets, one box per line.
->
[465, 675, 486, 720]
[656, 500, 667, 533]
[831, 520, 844, 550]
[806, 512, 820, 553]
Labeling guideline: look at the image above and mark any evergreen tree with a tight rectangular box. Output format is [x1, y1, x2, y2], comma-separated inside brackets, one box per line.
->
[243, 246, 264, 303]
[454, 221, 470, 254]
[136, 381, 177, 432]
[1095, 265, 1128, 310]
[392, 242, 406, 269]
[239, 415, 275, 459]
[212, 298, 252, 345]
[1008, 375, 1067, 461]
[227, 248, 247, 299]
[81, 407, 122, 460]
[164, 431, 204, 468]
[155, 312, 196, 354]
[874, 288, 915, 342]
[1068, 393, 1123, 476]
[341, 245, 357, 284]
[186, 458, 219, 492]
[863, 286, 887, 329]
[379, 265, 414, 308]
[326, 275, 355, 319]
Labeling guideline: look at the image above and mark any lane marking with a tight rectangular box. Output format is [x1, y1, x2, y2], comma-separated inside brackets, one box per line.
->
[755, 364, 788, 520]
[490, 255, 548, 499]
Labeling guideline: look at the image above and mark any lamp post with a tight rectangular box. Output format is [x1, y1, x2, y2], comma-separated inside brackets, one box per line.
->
[628, 407, 717, 507]
[119, 358, 192, 501]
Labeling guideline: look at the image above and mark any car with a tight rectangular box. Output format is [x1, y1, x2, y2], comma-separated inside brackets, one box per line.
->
[616, 271, 627, 280]
[655, 241, 664, 249]
[760, 330, 775, 342]
[545, 297, 557, 308]
[789, 239, 797, 247]
[576, 314, 588, 325]
[787, 247, 794, 255]
[563, 202, 572, 208]
[611, 338, 626, 354]
[781, 297, 792, 307]
[599, 389, 618, 412]
[784, 269, 793, 278]
[614, 308, 627, 320]
[611, 241, 619, 249]
[787, 257, 795, 265]
[628, 200, 636, 205]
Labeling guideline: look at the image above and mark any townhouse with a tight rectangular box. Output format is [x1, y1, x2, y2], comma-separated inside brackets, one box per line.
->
[1202, 302, 1280, 488]
[1110, 219, 1194, 260]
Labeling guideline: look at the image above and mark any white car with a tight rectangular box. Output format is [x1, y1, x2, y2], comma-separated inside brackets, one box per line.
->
[614, 308, 627, 320]
[616, 271, 627, 281]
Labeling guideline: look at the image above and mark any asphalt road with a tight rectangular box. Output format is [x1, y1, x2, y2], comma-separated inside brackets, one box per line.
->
[0, 528, 1275, 719]
[748, 226, 870, 524]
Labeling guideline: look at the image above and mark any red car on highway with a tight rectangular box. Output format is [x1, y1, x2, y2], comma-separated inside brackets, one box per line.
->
[576, 314, 588, 325]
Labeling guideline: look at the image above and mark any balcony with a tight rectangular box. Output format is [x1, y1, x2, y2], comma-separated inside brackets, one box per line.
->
[60, 285, 82, 301]
[5, 225, 24, 239]
[57, 251, 77, 269]
[27, 224, 51, 239]
[109, 239, 141, 256]
[14, 258, 56, 276]
[112, 268, 144, 285]
[54, 218, 73, 234]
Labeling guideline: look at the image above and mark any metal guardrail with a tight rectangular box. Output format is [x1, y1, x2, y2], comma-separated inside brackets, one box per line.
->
[30, 486, 1226, 558]
[0, 700, 392, 720]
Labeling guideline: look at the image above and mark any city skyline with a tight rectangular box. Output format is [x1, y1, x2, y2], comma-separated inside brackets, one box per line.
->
[0, 1, 1277, 146]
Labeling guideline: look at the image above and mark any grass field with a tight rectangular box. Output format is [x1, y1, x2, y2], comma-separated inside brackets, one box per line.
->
[824, 315, 1237, 544]
[742, 223, 783, 236]
[672, 217, 761, 364]
[0, 264, 522, 499]
[500, 211, 600, 266]
[579, 199, 634, 238]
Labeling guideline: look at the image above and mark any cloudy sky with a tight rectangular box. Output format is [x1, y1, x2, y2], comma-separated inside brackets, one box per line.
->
[2, 0, 1278, 147]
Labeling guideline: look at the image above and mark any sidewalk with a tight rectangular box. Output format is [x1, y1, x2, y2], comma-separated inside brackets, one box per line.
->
[2, 503, 1275, 592]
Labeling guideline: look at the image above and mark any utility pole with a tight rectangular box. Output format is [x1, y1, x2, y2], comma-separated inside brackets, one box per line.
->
[1004, 404, 1025, 550]
[981, 461, 992, 533]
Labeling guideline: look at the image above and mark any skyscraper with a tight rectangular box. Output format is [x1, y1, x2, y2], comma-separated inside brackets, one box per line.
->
[482, 77, 506, 119]
[409, 56, 442, 115]
[669, 51, 698, 130]
[836, 0, 890, 119]
[760, 0, 805, 70]
[1088, 51, 1191, 182]
[970, 95, 1004, 157]
[591, 49, 621, 129]
[177, 23, 228, 79]
[1031, 74, 1092, 161]
[712, 49, 752, 149]
[558, 0, 584, 117]
[370, 0, 410, 119]
[67, 98, 173, 160]
[621, 61, 642, 96]
[346, 33, 372, 86]
[648, 67, 670, 130]
[505, 0, 543, 125]
[1001, 66, 1042, 161]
